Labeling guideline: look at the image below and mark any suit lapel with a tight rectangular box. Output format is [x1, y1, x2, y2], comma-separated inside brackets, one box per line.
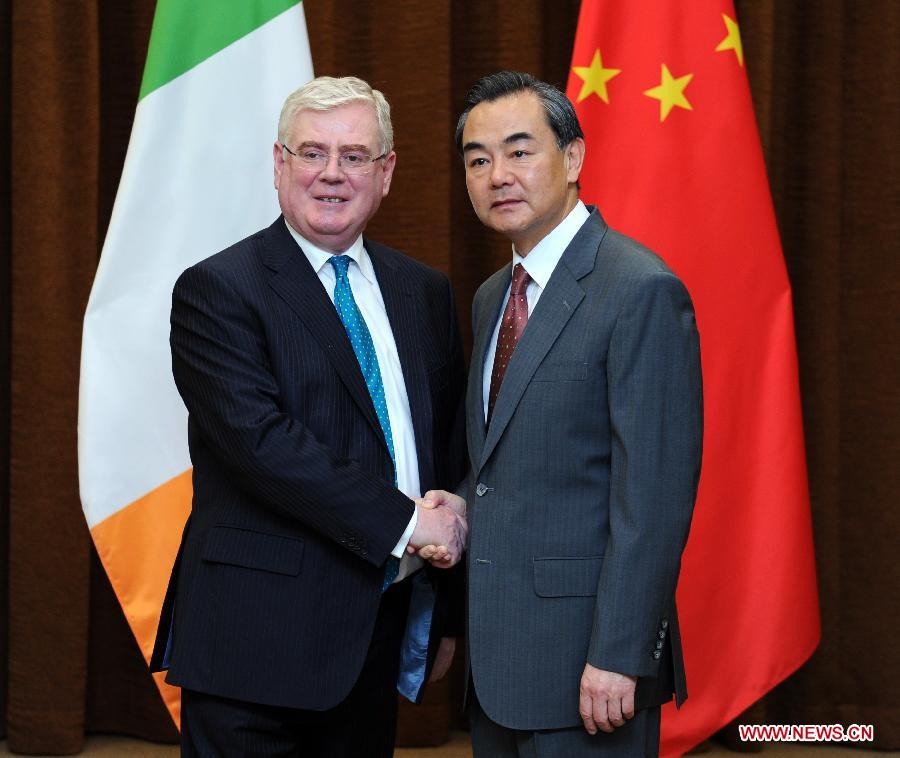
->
[367, 239, 435, 484]
[261, 218, 386, 452]
[480, 270, 584, 467]
[467, 267, 509, 474]
[479, 210, 609, 469]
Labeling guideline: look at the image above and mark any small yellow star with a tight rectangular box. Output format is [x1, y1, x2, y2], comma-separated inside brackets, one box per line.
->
[572, 49, 622, 104]
[715, 13, 744, 66]
[643, 64, 694, 122]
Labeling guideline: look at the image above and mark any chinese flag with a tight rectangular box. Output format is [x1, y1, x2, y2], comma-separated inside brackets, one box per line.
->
[566, 2, 820, 755]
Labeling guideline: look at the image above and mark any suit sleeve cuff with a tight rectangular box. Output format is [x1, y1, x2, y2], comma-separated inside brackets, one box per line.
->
[391, 507, 417, 558]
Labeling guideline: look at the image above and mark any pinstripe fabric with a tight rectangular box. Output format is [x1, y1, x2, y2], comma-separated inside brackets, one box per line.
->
[180, 580, 413, 758]
[464, 208, 703, 732]
[149, 217, 467, 712]
[471, 692, 661, 757]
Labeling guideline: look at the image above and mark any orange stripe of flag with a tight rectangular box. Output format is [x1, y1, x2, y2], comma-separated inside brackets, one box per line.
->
[90, 469, 193, 727]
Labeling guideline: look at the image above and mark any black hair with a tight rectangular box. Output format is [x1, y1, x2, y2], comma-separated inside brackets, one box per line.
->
[455, 71, 584, 155]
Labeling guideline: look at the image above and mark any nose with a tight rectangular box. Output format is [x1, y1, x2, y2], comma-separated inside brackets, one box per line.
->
[319, 153, 345, 181]
[489, 157, 513, 188]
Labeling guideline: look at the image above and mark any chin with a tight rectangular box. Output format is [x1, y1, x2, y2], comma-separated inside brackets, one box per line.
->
[477, 211, 513, 233]
[490, 218, 528, 237]
[309, 212, 352, 233]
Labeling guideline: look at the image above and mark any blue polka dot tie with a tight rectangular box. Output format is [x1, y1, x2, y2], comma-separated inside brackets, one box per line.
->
[329, 255, 400, 590]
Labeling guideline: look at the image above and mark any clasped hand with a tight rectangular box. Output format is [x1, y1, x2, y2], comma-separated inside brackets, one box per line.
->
[407, 490, 467, 568]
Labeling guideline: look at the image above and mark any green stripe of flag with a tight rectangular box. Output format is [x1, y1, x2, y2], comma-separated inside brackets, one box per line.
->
[139, 0, 300, 100]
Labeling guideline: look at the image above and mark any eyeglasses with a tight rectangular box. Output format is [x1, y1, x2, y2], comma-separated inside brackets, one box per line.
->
[282, 144, 387, 175]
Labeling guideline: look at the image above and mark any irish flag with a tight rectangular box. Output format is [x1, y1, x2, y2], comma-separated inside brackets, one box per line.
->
[78, 1, 313, 724]
[567, 1, 820, 755]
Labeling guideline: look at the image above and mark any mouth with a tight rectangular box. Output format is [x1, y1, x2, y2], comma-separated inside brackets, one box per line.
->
[491, 199, 522, 209]
[316, 196, 348, 204]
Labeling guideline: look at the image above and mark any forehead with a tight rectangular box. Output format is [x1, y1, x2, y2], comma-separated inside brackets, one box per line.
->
[287, 101, 379, 146]
[463, 92, 552, 146]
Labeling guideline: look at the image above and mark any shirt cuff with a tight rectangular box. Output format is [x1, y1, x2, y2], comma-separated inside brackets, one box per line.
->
[391, 507, 418, 558]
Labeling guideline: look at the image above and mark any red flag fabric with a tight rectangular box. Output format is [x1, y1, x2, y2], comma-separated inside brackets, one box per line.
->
[566, 2, 820, 755]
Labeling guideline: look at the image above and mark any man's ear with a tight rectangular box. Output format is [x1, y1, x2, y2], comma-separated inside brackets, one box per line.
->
[273, 142, 285, 189]
[565, 137, 586, 184]
[380, 151, 397, 197]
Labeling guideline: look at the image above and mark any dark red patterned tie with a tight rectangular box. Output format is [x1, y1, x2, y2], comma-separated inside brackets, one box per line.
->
[488, 263, 532, 423]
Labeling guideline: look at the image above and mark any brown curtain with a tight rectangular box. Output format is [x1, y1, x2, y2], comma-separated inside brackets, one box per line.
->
[1, 0, 897, 753]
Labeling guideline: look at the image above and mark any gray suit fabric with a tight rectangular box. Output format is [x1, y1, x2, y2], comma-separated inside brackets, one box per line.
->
[465, 208, 703, 733]
[471, 694, 661, 757]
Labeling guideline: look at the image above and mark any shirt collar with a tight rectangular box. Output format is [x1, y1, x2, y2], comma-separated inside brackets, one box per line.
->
[284, 219, 375, 285]
[512, 200, 590, 289]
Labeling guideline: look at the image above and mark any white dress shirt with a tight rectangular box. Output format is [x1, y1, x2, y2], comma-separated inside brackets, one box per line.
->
[482, 201, 591, 420]
[285, 221, 420, 579]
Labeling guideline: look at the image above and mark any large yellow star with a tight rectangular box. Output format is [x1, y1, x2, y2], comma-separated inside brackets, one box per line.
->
[715, 13, 744, 66]
[572, 49, 621, 104]
[643, 64, 694, 122]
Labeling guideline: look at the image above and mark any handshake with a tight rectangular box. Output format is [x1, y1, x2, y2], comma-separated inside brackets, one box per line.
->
[407, 490, 467, 568]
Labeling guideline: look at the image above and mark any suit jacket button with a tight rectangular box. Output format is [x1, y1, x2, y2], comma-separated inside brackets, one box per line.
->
[656, 640, 664, 650]
[653, 650, 662, 660]
[475, 483, 489, 496]
[661, 619, 669, 629]
[658, 630, 666, 639]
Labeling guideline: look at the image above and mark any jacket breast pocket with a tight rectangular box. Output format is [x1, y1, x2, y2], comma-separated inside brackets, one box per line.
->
[533, 556, 603, 597]
[201, 526, 304, 576]
[531, 360, 588, 382]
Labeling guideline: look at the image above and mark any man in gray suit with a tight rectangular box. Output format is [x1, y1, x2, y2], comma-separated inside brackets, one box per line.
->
[422, 71, 703, 756]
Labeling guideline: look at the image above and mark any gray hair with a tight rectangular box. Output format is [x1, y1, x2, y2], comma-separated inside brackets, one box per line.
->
[455, 71, 583, 154]
[278, 76, 393, 155]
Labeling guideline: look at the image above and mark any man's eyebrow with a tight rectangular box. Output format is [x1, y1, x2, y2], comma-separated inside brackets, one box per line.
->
[462, 133, 535, 153]
[296, 140, 373, 154]
[336, 143, 374, 154]
[504, 132, 534, 144]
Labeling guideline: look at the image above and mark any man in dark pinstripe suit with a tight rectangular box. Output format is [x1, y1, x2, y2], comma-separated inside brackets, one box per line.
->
[150, 76, 467, 757]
